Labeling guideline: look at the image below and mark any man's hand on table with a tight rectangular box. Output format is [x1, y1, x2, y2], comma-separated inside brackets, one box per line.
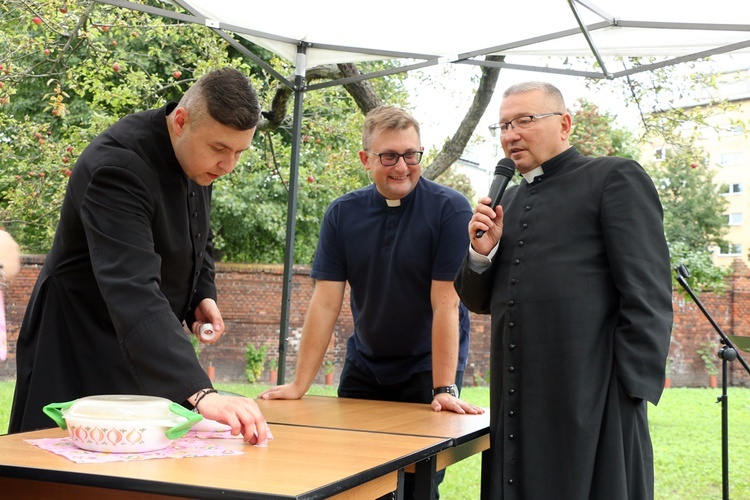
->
[196, 392, 271, 445]
[258, 382, 307, 401]
[431, 393, 485, 414]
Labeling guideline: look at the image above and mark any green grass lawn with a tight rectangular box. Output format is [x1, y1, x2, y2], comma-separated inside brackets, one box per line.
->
[1, 382, 748, 499]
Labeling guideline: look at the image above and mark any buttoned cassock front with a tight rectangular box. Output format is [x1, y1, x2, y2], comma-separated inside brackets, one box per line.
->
[455, 147, 673, 499]
[10, 103, 214, 433]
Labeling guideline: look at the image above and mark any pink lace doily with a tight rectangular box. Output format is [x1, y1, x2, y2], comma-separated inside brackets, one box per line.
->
[25, 433, 244, 464]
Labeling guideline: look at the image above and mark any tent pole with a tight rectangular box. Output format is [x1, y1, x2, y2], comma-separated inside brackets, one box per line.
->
[568, 0, 612, 78]
[277, 45, 308, 385]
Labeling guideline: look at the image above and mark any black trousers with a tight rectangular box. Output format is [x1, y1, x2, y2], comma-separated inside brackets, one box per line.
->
[337, 358, 464, 500]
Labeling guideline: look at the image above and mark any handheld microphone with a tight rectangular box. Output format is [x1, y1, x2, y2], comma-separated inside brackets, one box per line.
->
[476, 158, 516, 238]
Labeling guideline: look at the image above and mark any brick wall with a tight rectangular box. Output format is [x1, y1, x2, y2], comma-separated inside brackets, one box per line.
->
[670, 259, 750, 387]
[2, 256, 748, 388]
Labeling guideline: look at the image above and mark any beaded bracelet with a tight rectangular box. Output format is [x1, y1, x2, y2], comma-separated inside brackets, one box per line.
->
[193, 388, 218, 413]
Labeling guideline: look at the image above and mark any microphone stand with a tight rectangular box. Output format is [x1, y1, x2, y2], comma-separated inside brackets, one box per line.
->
[674, 264, 750, 500]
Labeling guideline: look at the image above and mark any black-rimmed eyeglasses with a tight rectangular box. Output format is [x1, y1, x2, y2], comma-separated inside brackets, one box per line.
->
[366, 150, 423, 166]
[488, 112, 563, 137]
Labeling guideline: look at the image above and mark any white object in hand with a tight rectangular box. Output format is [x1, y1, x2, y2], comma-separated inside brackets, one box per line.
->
[199, 323, 216, 341]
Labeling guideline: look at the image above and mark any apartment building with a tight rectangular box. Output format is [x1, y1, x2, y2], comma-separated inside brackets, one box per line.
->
[647, 71, 750, 267]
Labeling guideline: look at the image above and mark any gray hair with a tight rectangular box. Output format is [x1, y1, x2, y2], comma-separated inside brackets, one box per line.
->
[503, 81, 566, 110]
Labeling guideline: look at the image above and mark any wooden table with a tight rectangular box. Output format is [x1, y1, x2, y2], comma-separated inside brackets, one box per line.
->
[0, 425, 446, 499]
[0, 397, 490, 499]
[257, 396, 491, 499]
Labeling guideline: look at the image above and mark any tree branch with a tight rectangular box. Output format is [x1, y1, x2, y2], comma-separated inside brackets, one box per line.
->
[422, 55, 504, 180]
[259, 56, 504, 183]
[259, 64, 364, 131]
[336, 63, 382, 114]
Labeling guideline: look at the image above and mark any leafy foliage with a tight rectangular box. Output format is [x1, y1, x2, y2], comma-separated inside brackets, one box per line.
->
[567, 94, 730, 290]
[696, 341, 720, 376]
[0, 0, 408, 264]
[646, 146, 730, 292]
[211, 89, 375, 264]
[579, 59, 739, 291]
[570, 98, 638, 159]
[0, 0, 242, 251]
[244, 342, 267, 383]
[641, 124, 732, 292]
[432, 166, 475, 202]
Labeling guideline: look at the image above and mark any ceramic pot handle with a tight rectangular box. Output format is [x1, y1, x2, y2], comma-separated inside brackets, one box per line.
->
[165, 403, 204, 439]
[42, 400, 76, 430]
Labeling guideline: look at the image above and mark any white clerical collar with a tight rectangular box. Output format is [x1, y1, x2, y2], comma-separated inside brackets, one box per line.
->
[521, 166, 544, 184]
[386, 198, 401, 207]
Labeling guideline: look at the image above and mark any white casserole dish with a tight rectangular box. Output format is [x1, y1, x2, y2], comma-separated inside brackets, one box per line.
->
[43, 394, 203, 453]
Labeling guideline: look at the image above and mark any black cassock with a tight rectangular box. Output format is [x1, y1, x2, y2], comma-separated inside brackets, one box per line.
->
[456, 147, 673, 499]
[10, 103, 214, 433]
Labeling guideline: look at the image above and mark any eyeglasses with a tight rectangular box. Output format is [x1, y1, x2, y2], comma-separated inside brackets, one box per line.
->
[488, 112, 563, 137]
[366, 150, 423, 166]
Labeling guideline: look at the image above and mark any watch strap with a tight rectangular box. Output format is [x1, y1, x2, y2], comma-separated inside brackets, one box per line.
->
[432, 384, 459, 397]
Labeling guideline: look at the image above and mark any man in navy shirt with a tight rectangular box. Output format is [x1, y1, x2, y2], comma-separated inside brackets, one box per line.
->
[262, 106, 483, 497]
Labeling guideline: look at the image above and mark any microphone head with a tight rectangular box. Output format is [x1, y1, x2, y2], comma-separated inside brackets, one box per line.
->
[494, 158, 516, 178]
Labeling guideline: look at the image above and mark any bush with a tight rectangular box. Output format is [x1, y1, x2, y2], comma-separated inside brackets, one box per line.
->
[697, 342, 719, 376]
[245, 343, 267, 383]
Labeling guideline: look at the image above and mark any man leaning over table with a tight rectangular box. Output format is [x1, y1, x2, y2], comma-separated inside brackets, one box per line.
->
[260, 106, 484, 499]
[9, 68, 269, 445]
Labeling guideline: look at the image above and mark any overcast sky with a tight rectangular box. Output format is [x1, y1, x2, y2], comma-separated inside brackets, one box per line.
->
[405, 53, 750, 195]
[408, 53, 750, 153]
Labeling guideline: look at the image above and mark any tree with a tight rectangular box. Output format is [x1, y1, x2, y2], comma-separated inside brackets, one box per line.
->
[210, 84, 376, 263]
[0, 1, 391, 262]
[0, 0, 244, 251]
[433, 167, 475, 202]
[569, 98, 638, 159]
[584, 59, 738, 291]
[421, 56, 504, 181]
[0, 0, 503, 264]
[644, 142, 730, 292]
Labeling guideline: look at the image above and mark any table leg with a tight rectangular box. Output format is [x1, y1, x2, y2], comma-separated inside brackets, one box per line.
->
[480, 448, 491, 500]
[395, 469, 405, 500]
[413, 455, 437, 500]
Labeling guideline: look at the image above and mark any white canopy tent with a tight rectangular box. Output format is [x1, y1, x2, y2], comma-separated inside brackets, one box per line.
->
[102, 0, 750, 80]
[96, 0, 750, 381]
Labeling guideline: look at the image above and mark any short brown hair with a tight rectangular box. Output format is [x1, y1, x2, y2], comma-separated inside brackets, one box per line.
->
[362, 106, 421, 151]
[179, 67, 261, 130]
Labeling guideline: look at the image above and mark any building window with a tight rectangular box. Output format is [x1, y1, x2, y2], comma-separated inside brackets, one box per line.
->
[723, 183, 743, 195]
[718, 243, 742, 256]
[719, 124, 745, 137]
[718, 152, 745, 167]
[654, 147, 667, 161]
[726, 213, 743, 226]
